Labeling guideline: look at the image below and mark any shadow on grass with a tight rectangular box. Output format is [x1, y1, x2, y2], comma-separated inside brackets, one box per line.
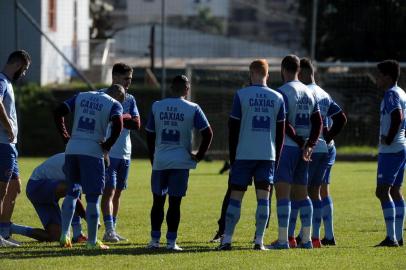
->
[0, 244, 257, 259]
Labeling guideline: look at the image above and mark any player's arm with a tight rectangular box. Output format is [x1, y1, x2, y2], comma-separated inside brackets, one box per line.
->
[303, 107, 322, 161]
[101, 103, 124, 152]
[123, 99, 141, 130]
[384, 109, 402, 145]
[324, 111, 347, 144]
[53, 97, 76, 144]
[191, 106, 213, 162]
[0, 101, 14, 142]
[275, 102, 286, 167]
[145, 109, 156, 165]
[228, 93, 242, 165]
[285, 121, 305, 148]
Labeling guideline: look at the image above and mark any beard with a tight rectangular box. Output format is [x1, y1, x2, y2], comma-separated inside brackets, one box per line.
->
[13, 67, 25, 81]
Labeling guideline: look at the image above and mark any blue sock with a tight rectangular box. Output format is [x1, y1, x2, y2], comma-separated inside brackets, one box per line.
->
[322, 196, 334, 239]
[151, 230, 161, 242]
[277, 199, 291, 243]
[381, 200, 396, 241]
[113, 216, 117, 229]
[166, 231, 177, 245]
[223, 199, 241, 243]
[288, 200, 299, 238]
[0, 222, 10, 238]
[86, 195, 101, 245]
[312, 199, 322, 239]
[299, 198, 313, 242]
[255, 199, 269, 244]
[61, 195, 78, 238]
[394, 200, 405, 241]
[71, 214, 83, 239]
[104, 215, 114, 232]
[10, 223, 34, 237]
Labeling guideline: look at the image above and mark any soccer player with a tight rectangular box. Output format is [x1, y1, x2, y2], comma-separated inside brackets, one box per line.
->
[375, 60, 406, 247]
[297, 58, 346, 247]
[16, 152, 87, 243]
[269, 54, 322, 249]
[101, 63, 140, 242]
[145, 75, 213, 251]
[217, 59, 285, 251]
[0, 50, 31, 247]
[54, 84, 124, 249]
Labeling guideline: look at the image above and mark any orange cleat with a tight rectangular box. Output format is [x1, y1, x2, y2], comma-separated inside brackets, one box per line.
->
[312, 237, 322, 248]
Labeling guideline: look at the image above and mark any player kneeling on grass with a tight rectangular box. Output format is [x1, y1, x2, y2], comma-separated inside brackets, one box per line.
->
[54, 84, 124, 249]
[11, 153, 87, 243]
[217, 59, 285, 251]
[145, 75, 213, 251]
[375, 60, 406, 247]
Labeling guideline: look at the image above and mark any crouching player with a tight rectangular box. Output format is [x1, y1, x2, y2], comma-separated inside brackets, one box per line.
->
[145, 75, 213, 251]
[218, 59, 285, 251]
[14, 153, 87, 242]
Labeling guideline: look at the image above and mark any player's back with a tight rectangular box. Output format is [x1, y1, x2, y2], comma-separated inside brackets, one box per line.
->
[232, 85, 284, 161]
[66, 91, 121, 158]
[150, 97, 207, 170]
[278, 81, 317, 147]
[30, 153, 65, 181]
[379, 85, 406, 153]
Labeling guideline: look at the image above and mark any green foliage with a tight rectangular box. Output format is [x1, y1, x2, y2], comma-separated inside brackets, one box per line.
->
[299, 0, 406, 61]
[2, 159, 406, 269]
[15, 83, 55, 110]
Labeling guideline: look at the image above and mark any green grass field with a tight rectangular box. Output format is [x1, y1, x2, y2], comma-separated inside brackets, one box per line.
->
[0, 159, 405, 269]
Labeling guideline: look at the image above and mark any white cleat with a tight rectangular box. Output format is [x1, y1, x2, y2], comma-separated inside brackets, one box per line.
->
[0, 235, 19, 247]
[102, 230, 119, 243]
[5, 237, 22, 246]
[115, 232, 128, 241]
[166, 243, 183, 251]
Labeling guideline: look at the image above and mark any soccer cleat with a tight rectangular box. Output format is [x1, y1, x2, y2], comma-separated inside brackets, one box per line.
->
[5, 237, 22, 246]
[0, 235, 19, 247]
[266, 240, 289, 249]
[298, 241, 313, 249]
[147, 240, 160, 249]
[115, 232, 128, 241]
[219, 161, 230, 174]
[374, 237, 399, 247]
[166, 243, 183, 251]
[311, 238, 322, 248]
[217, 242, 232, 251]
[86, 240, 109, 250]
[295, 235, 302, 245]
[103, 230, 119, 243]
[60, 234, 72, 248]
[210, 231, 223, 243]
[72, 234, 88, 244]
[398, 239, 403, 246]
[321, 237, 336, 246]
[288, 236, 297, 248]
[253, 243, 269, 250]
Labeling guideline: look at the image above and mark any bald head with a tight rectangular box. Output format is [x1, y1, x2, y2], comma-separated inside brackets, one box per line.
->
[105, 84, 125, 103]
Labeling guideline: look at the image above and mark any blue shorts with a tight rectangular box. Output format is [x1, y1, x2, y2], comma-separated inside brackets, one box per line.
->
[65, 154, 105, 195]
[105, 158, 130, 190]
[26, 179, 62, 228]
[275, 145, 309, 185]
[308, 153, 329, 187]
[377, 149, 406, 187]
[323, 146, 336, 184]
[151, 169, 189, 197]
[0, 143, 19, 182]
[229, 160, 275, 189]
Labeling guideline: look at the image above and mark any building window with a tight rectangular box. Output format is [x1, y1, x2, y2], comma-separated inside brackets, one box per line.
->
[48, 0, 57, 31]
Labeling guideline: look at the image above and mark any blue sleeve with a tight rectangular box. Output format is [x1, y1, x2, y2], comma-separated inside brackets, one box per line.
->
[63, 95, 78, 112]
[327, 100, 342, 117]
[145, 110, 155, 132]
[0, 79, 7, 100]
[230, 93, 242, 119]
[130, 97, 140, 117]
[194, 106, 210, 130]
[109, 101, 123, 119]
[277, 99, 286, 122]
[384, 90, 401, 113]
